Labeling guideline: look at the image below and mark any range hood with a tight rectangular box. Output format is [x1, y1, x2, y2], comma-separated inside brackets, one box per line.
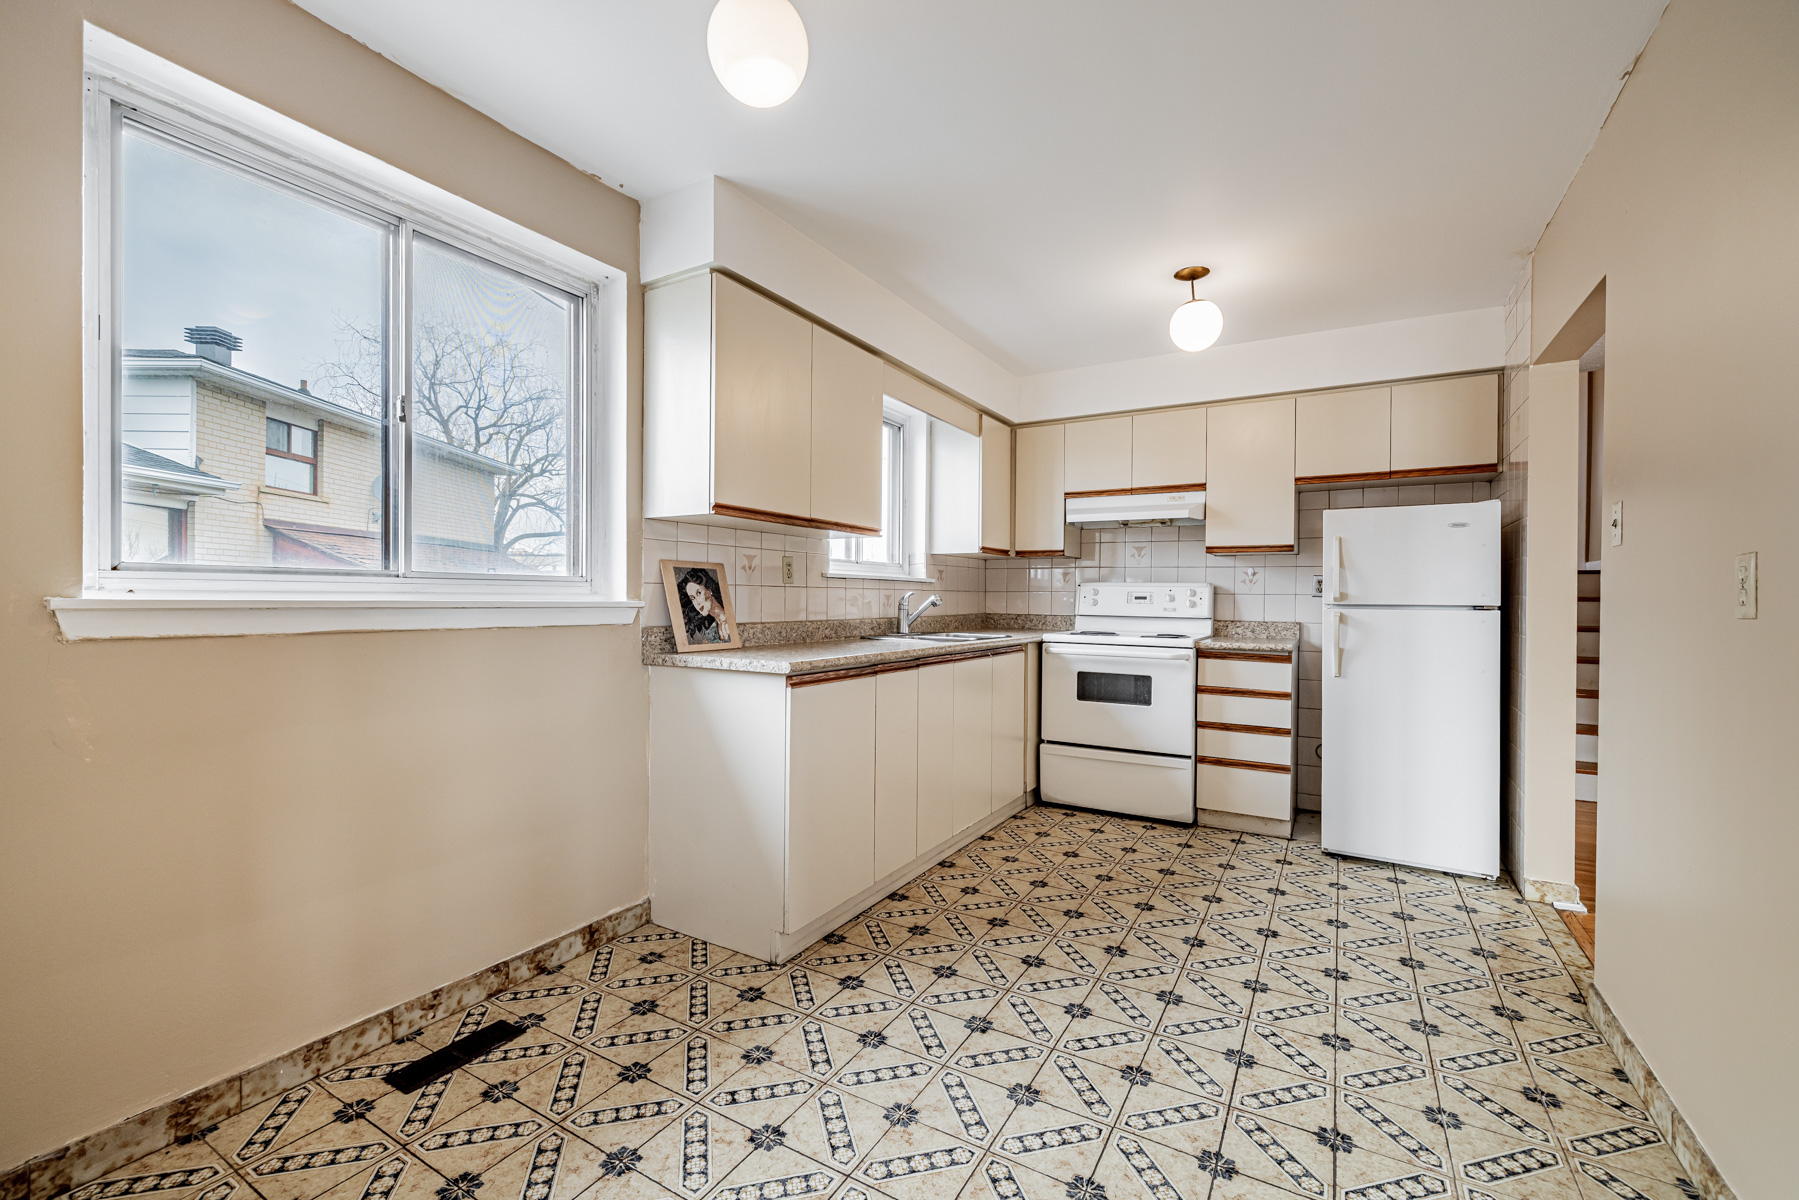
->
[1064, 490, 1205, 527]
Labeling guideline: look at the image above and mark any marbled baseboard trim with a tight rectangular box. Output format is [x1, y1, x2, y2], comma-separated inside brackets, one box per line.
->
[14, 898, 651, 1200]
[1520, 875, 1581, 906]
[1588, 984, 1739, 1200]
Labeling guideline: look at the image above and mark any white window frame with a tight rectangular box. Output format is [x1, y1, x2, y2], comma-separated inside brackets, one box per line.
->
[827, 399, 933, 583]
[55, 27, 637, 639]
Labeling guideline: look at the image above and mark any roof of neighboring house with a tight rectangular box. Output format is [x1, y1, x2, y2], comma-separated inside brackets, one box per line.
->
[121, 443, 241, 496]
[124, 349, 516, 476]
[264, 520, 538, 574]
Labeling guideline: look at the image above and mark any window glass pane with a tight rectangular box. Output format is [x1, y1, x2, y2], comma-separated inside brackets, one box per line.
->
[264, 455, 314, 492]
[121, 503, 185, 564]
[410, 236, 575, 575]
[119, 123, 388, 570]
[289, 426, 316, 458]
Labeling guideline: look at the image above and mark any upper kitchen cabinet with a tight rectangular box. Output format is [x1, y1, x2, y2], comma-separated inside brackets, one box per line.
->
[1296, 387, 1391, 484]
[1391, 374, 1499, 476]
[644, 271, 882, 534]
[810, 326, 885, 533]
[1014, 423, 1079, 557]
[1131, 406, 1207, 491]
[1063, 415, 1133, 495]
[1205, 396, 1296, 554]
[980, 416, 1013, 555]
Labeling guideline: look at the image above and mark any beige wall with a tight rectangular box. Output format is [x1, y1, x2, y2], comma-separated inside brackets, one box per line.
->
[1531, 1, 1797, 1193]
[0, 0, 645, 1170]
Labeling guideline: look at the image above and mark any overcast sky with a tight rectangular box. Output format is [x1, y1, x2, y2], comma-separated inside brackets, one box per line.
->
[119, 125, 575, 396]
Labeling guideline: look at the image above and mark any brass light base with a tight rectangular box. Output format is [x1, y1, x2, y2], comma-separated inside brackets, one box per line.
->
[1173, 266, 1211, 282]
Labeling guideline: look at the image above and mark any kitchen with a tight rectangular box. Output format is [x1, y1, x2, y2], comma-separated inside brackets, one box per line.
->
[7, 5, 1784, 1200]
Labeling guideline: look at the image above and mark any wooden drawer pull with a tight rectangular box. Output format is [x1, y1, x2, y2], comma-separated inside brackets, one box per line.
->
[1197, 755, 1291, 775]
[1197, 720, 1290, 738]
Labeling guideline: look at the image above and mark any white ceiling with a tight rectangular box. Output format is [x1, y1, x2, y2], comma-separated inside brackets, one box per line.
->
[295, 1, 1664, 378]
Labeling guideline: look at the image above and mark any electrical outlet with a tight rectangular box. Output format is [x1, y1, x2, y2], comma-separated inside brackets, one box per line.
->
[1609, 500, 1623, 547]
[1735, 552, 1758, 619]
[1313, 575, 1324, 597]
[781, 554, 796, 585]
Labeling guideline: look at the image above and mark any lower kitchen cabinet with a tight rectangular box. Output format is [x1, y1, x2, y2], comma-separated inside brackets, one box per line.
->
[1194, 647, 1298, 836]
[650, 646, 1033, 963]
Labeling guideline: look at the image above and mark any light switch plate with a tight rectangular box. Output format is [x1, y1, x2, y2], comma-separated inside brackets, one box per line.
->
[1609, 501, 1623, 547]
[1735, 552, 1757, 619]
[781, 554, 796, 585]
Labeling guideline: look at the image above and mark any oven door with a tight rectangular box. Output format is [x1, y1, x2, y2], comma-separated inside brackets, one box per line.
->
[1040, 643, 1196, 756]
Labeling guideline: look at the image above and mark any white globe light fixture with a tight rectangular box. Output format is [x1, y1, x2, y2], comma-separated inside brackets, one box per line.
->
[707, 0, 810, 108]
[1168, 266, 1223, 352]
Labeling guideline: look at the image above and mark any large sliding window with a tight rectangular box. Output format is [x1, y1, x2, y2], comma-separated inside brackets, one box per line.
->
[92, 76, 598, 588]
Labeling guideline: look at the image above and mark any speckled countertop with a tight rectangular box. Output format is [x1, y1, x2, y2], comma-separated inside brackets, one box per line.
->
[643, 614, 1065, 676]
[643, 614, 1297, 673]
[1198, 620, 1303, 654]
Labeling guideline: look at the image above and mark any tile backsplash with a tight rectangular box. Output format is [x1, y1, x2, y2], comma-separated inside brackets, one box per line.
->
[644, 479, 1491, 813]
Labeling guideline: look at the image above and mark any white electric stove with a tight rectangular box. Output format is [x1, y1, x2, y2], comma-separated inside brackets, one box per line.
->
[1039, 582, 1214, 822]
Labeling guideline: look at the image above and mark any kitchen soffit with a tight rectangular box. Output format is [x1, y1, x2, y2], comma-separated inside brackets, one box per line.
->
[295, 0, 1663, 376]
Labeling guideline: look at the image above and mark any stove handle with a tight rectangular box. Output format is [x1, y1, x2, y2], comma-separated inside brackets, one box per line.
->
[1043, 645, 1194, 661]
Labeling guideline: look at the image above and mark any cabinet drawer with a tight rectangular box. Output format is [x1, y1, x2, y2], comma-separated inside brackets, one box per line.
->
[1197, 693, 1291, 730]
[1196, 725, 1292, 765]
[1196, 658, 1291, 692]
[1197, 761, 1292, 820]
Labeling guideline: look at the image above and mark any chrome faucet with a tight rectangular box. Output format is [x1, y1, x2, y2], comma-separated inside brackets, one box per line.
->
[898, 590, 942, 635]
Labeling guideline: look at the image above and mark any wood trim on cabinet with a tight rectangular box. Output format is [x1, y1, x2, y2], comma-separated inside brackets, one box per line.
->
[979, 546, 1014, 557]
[787, 665, 879, 687]
[1197, 720, 1291, 738]
[1577, 688, 1600, 699]
[1293, 469, 1395, 487]
[1197, 685, 1292, 700]
[1062, 483, 1206, 498]
[1576, 760, 1599, 776]
[1196, 755, 1291, 775]
[1197, 649, 1292, 663]
[1576, 723, 1599, 736]
[1206, 544, 1296, 556]
[1013, 548, 1068, 558]
[711, 502, 880, 537]
[1386, 463, 1500, 480]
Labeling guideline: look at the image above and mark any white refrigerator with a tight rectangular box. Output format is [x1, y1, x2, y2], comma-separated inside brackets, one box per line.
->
[1321, 499, 1500, 877]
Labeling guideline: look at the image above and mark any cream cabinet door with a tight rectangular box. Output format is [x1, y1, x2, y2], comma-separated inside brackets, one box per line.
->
[1063, 416, 1133, 494]
[916, 663, 956, 851]
[786, 677, 875, 932]
[810, 327, 883, 533]
[990, 650, 1026, 808]
[713, 274, 812, 520]
[951, 656, 993, 834]
[980, 417, 1012, 554]
[1296, 387, 1390, 482]
[1391, 375, 1499, 474]
[1205, 397, 1296, 554]
[874, 668, 920, 879]
[1014, 424, 1074, 555]
[1132, 407, 1206, 490]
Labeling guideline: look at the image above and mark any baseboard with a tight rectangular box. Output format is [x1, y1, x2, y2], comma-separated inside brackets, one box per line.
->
[1196, 807, 1293, 838]
[1520, 875, 1581, 905]
[770, 794, 1034, 961]
[9, 898, 651, 1200]
[1586, 985, 1738, 1200]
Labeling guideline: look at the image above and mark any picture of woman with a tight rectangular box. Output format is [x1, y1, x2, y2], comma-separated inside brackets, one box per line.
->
[661, 560, 743, 652]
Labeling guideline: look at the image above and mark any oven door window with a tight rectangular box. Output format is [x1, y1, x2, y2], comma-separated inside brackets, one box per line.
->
[1075, 670, 1153, 706]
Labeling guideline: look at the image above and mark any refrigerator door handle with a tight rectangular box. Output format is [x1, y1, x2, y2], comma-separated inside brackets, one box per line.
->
[1331, 611, 1344, 677]
[1330, 536, 1346, 602]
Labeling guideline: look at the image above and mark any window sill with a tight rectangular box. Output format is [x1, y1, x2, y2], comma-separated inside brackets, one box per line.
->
[46, 594, 642, 641]
[821, 569, 937, 585]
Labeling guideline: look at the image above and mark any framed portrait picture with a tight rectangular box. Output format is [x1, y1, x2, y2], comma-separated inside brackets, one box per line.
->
[660, 560, 743, 652]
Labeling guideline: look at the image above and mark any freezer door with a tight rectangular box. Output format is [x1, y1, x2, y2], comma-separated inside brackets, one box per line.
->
[1323, 500, 1500, 606]
[1322, 606, 1498, 876]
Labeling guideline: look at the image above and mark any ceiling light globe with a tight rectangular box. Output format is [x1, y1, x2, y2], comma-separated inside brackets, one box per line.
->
[708, 0, 809, 108]
[1169, 298, 1223, 352]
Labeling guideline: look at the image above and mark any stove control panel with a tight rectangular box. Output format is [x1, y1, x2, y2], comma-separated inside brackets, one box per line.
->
[1078, 581, 1213, 617]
